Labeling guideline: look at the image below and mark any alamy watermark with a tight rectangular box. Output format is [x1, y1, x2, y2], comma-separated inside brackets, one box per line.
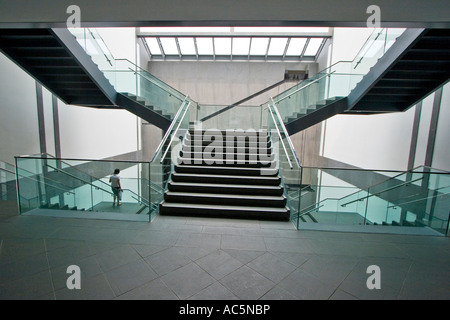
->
[367, 5, 381, 28]
[66, 4, 81, 28]
[366, 265, 381, 290]
[174, 124, 278, 176]
[66, 265, 81, 290]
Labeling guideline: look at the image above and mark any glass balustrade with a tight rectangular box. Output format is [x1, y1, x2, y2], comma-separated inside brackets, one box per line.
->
[293, 166, 450, 235]
[14, 155, 156, 221]
[195, 104, 266, 131]
[0, 161, 18, 202]
[68, 27, 185, 122]
[266, 101, 302, 223]
[149, 97, 193, 213]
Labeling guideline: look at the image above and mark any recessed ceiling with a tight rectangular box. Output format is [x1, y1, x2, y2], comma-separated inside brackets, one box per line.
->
[138, 27, 331, 62]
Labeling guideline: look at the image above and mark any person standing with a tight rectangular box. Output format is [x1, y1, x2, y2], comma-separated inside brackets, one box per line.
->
[109, 169, 122, 206]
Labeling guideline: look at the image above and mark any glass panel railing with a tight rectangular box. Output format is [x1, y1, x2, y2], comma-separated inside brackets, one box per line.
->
[1, 161, 18, 201]
[266, 100, 302, 225]
[195, 104, 266, 131]
[352, 28, 406, 75]
[15, 155, 154, 221]
[296, 166, 450, 235]
[68, 27, 187, 122]
[149, 97, 192, 213]
[103, 59, 186, 120]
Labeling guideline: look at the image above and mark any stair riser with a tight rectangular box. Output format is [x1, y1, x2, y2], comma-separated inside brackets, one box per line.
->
[181, 145, 272, 154]
[171, 173, 281, 186]
[167, 183, 284, 196]
[188, 130, 268, 136]
[174, 166, 278, 177]
[184, 139, 271, 148]
[187, 134, 270, 142]
[160, 205, 290, 221]
[180, 151, 275, 161]
[164, 193, 286, 207]
[177, 158, 276, 168]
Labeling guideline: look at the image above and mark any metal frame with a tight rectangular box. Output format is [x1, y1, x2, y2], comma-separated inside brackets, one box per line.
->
[138, 33, 331, 62]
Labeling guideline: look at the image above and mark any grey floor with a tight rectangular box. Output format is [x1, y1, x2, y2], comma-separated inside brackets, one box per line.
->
[0, 210, 449, 300]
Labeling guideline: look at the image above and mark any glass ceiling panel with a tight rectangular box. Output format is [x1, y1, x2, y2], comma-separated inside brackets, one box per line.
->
[214, 37, 232, 55]
[160, 37, 178, 55]
[178, 37, 196, 55]
[249, 37, 269, 55]
[285, 38, 307, 56]
[267, 38, 288, 56]
[303, 38, 323, 56]
[232, 38, 251, 55]
[140, 27, 231, 33]
[196, 37, 214, 55]
[234, 27, 330, 34]
[145, 37, 161, 55]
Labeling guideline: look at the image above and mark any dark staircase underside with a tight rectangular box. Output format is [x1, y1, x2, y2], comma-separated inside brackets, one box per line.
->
[348, 28, 450, 113]
[0, 28, 171, 130]
[159, 129, 291, 221]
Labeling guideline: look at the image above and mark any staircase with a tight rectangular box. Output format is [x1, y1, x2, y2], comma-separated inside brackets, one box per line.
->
[0, 28, 116, 107]
[0, 28, 173, 131]
[159, 129, 290, 221]
[278, 28, 450, 135]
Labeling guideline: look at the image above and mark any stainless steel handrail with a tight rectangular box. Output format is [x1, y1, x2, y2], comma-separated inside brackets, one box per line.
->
[151, 96, 189, 162]
[267, 102, 292, 169]
[270, 98, 301, 167]
[273, 71, 335, 104]
[160, 100, 191, 163]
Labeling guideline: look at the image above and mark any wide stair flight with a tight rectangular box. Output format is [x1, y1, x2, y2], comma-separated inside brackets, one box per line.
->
[159, 129, 291, 221]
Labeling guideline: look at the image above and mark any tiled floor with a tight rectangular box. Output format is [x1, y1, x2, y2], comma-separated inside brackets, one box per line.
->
[0, 211, 449, 300]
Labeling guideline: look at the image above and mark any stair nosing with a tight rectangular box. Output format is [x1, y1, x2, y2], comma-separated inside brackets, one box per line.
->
[160, 201, 289, 212]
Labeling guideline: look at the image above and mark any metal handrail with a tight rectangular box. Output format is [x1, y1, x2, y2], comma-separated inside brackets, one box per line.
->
[387, 191, 450, 209]
[336, 165, 430, 204]
[270, 98, 301, 167]
[46, 164, 113, 196]
[340, 176, 424, 207]
[273, 71, 335, 105]
[0, 166, 76, 195]
[151, 96, 190, 162]
[161, 100, 191, 163]
[298, 204, 324, 218]
[267, 102, 292, 169]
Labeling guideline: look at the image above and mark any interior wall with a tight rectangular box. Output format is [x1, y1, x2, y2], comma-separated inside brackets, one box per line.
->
[0, 52, 40, 164]
[147, 61, 313, 106]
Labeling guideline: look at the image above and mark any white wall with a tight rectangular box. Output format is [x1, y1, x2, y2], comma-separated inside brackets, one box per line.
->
[148, 61, 311, 106]
[322, 110, 415, 170]
[96, 27, 137, 63]
[0, 53, 40, 164]
[57, 102, 139, 159]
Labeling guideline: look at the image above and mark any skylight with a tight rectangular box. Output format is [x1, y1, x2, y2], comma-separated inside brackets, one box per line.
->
[139, 27, 331, 62]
